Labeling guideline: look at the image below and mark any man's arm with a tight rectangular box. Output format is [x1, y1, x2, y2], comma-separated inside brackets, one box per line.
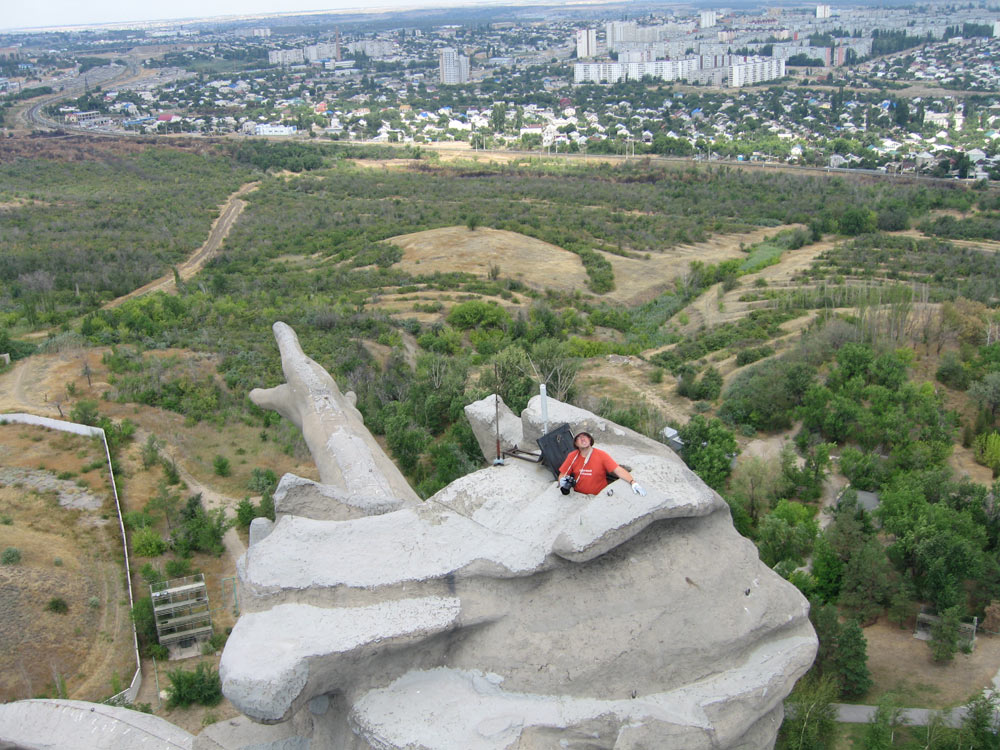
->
[611, 465, 635, 484]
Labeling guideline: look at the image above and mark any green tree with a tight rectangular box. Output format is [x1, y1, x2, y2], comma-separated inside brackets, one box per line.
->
[678, 415, 739, 490]
[171, 494, 230, 557]
[839, 538, 894, 625]
[834, 619, 872, 699]
[490, 102, 506, 133]
[481, 346, 534, 414]
[728, 455, 782, 525]
[930, 605, 962, 662]
[969, 372, 1000, 418]
[70, 399, 100, 426]
[810, 535, 843, 604]
[862, 694, 903, 750]
[777, 674, 839, 750]
[756, 501, 817, 568]
[838, 207, 876, 236]
[956, 691, 1000, 749]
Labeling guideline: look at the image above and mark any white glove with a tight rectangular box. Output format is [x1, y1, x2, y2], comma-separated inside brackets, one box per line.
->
[631, 481, 646, 496]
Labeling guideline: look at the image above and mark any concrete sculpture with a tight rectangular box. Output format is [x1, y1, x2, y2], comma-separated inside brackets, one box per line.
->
[207, 321, 817, 750]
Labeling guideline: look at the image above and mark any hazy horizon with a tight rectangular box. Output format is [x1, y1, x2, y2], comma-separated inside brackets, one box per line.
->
[2, 0, 487, 33]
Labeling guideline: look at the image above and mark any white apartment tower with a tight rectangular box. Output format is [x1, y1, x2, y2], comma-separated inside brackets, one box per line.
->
[576, 28, 598, 58]
[439, 47, 470, 85]
[816, 4, 832, 18]
[605, 21, 637, 50]
[700, 10, 718, 28]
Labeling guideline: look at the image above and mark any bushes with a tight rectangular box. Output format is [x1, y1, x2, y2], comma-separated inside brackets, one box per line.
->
[132, 527, 168, 557]
[166, 662, 222, 709]
[676, 366, 722, 402]
[446, 299, 510, 330]
[130, 596, 159, 656]
[45, 597, 69, 614]
[720, 359, 814, 432]
[171, 495, 230, 558]
[213, 455, 231, 477]
[1, 547, 21, 565]
[736, 345, 773, 367]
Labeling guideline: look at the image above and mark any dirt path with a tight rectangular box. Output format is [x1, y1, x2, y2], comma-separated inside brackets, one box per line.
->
[103, 181, 259, 309]
[70, 547, 131, 700]
[174, 462, 247, 562]
[675, 235, 839, 336]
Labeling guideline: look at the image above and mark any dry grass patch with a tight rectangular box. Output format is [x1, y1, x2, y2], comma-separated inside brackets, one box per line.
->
[0, 424, 133, 703]
[390, 226, 589, 293]
[863, 617, 1000, 709]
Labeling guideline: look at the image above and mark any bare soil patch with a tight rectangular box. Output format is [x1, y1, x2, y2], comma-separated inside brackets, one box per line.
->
[864, 617, 1000, 709]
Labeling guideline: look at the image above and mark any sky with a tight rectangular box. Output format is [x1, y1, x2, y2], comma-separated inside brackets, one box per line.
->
[3, 0, 445, 32]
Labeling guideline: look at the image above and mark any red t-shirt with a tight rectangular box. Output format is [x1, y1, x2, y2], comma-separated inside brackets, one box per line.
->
[559, 447, 619, 495]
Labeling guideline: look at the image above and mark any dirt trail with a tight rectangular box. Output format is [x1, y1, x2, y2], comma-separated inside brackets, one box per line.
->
[104, 181, 259, 309]
[674, 235, 840, 337]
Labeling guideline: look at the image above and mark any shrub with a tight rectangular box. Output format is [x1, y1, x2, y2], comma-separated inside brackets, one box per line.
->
[935, 351, 970, 390]
[132, 527, 167, 557]
[130, 596, 159, 655]
[88, 596, 100, 609]
[235, 497, 257, 529]
[165, 558, 193, 578]
[213, 455, 231, 477]
[161, 457, 181, 485]
[247, 467, 278, 494]
[53, 557, 63, 567]
[171, 495, 230, 557]
[123, 510, 154, 530]
[736, 345, 773, 367]
[46, 597, 69, 614]
[166, 663, 223, 709]
[1, 547, 21, 565]
[140, 562, 163, 585]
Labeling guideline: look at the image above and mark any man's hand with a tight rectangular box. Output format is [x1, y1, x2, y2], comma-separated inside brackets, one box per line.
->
[631, 481, 646, 497]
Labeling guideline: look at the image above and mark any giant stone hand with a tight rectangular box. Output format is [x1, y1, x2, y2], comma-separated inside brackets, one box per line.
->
[218, 322, 816, 750]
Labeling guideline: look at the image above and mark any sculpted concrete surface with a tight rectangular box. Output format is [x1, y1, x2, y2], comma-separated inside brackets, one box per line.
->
[0, 322, 816, 750]
[0, 699, 194, 749]
[217, 322, 817, 749]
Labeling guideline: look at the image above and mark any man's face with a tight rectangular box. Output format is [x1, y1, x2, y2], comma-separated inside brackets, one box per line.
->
[575, 434, 592, 449]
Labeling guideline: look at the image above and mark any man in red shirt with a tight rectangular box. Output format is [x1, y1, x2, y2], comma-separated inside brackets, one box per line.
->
[557, 431, 646, 496]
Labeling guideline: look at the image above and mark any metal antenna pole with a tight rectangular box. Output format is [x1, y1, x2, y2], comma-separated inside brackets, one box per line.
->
[493, 365, 504, 466]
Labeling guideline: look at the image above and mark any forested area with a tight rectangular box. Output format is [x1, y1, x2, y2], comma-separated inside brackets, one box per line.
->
[0, 145, 252, 324]
[5, 141, 1000, 741]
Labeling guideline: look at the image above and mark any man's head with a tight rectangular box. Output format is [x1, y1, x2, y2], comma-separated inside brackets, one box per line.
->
[574, 431, 594, 449]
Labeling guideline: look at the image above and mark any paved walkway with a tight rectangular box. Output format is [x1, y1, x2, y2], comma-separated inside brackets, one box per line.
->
[835, 703, 968, 728]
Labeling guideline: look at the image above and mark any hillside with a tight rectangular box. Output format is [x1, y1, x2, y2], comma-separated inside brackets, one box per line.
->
[3, 136, 1000, 743]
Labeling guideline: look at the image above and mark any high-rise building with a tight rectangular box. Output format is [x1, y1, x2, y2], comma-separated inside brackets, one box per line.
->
[816, 4, 832, 18]
[439, 47, 469, 85]
[605, 21, 637, 50]
[700, 10, 718, 28]
[576, 28, 598, 59]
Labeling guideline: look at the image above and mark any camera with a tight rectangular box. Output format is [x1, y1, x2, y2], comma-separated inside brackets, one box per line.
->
[559, 475, 576, 495]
